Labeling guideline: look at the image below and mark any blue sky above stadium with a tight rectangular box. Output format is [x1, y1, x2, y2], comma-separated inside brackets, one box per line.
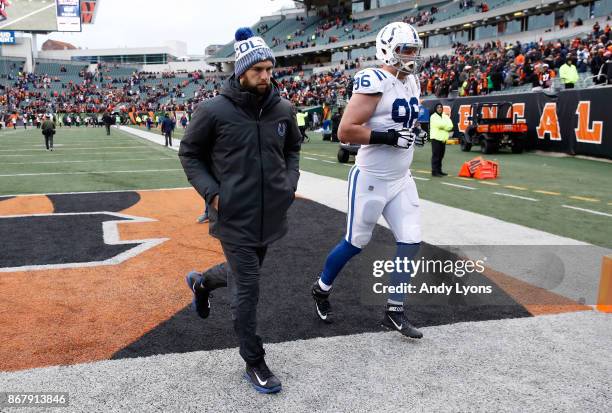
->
[39, 0, 295, 54]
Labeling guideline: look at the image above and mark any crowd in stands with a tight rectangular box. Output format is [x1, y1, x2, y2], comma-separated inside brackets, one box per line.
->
[0, 62, 225, 117]
[277, 70, 351, 107]
[403, 6, 438, 27]
[1, 21, 611, 123]
[420, 21, 611, 97]
[267, 5, 439, 50]
[459, 1, 489, 13]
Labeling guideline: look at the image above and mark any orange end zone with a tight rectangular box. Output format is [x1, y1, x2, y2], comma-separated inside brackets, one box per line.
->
[0, 195, 54, 215]
[0, 188, 224, 372]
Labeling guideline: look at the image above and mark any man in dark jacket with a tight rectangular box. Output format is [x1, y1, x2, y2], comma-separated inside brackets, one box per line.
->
[41, 115, 56, 151]
[102, 112, 113, 136]
[161, 114, 174, 147]
[179, 27, 301, 394]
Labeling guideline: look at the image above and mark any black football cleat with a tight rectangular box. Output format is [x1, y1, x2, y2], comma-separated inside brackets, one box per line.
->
[244, 359, 282, 394]
[185, 264, 229, 319]
[382, 306, 423, 339]
[311, 279, 333, 324]
[185, 271, 212, 319]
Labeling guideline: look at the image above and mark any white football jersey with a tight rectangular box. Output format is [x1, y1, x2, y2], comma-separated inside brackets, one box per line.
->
[352, 67, 421, 180]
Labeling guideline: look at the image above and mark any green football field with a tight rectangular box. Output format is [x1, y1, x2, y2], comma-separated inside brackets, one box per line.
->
[2, 126, 611, 247]
[0, 0, 57, 31]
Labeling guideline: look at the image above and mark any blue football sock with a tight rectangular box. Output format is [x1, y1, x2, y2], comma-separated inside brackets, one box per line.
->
[320, 240, 362, 286]
[388, 242, 421, 305]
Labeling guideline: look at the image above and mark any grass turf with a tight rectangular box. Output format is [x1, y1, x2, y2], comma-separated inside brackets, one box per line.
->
[0, 127, 610, 247]
[0, 127, 184, 194]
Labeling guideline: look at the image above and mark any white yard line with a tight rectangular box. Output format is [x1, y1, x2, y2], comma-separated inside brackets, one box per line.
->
[0, 169, 183, 178]
[441, 182, 477, 190]
[0, 150, 162, 158]
[493, 192, 539, 202]
[562, 205, 612, 218]
[1, 157, 175, 166]
[0, 146, 144, 152]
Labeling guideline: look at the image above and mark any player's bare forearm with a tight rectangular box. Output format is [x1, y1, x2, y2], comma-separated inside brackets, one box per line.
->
[338, 92, 382, 145]
[338, 124, 373, 145]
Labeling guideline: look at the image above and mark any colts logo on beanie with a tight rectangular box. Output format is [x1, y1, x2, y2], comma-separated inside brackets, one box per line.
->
[233, 27, 276, 78]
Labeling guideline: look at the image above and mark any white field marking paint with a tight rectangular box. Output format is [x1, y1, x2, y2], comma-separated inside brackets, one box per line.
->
[26, 143, 137, 148]
[0, 187, 193, 198]
[0, 146, 144, 152]
[0, 212, 168, 272]
[441, 182, 477, 190]
[302, 151, 336, 159]
[0, 150, 162, 158]
[1, 157, 175, 166]
[117, 126, 179, 152]
[304, 157, 319, 161]
[0, 3, 55, 29]
[5, 140, 134, 146]
[561, 205, 612, 218]
[493, 192, 538, 202]
[413, 176, 430, 181]
[322, 160, 336, 164]
[0, 169, 183, 178]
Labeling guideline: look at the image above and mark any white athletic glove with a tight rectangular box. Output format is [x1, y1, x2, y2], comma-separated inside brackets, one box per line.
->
[394, 128, 417, 149]
[414, 128, 428, 147]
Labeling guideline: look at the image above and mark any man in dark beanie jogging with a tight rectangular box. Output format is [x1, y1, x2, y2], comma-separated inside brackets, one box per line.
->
[179, 27, 301, 394]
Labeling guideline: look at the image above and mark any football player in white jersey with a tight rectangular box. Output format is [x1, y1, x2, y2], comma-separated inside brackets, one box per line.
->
[311, 22, 427, 338]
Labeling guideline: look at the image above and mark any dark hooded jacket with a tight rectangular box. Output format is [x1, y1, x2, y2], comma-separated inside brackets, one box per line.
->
[179, 75, 301, 246]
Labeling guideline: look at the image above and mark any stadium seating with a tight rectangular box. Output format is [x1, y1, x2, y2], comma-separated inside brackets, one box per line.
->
[0, 57, 25, 77]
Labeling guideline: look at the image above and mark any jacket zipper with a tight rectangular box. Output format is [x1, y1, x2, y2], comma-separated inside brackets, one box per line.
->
[257, 107, 264, 243]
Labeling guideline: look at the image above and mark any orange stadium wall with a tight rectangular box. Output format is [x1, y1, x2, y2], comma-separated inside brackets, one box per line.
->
[425, 88, 612, 159]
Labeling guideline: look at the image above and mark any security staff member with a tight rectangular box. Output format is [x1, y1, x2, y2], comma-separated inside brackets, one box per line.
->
[179, 27, 301, 394]
[430, 103, 453, 176]
[296, 109, 308, 142]
[559, 57, 579, 89]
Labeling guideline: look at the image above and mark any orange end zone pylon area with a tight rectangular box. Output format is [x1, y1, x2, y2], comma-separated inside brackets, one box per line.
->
[597, 255, 612, 313]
